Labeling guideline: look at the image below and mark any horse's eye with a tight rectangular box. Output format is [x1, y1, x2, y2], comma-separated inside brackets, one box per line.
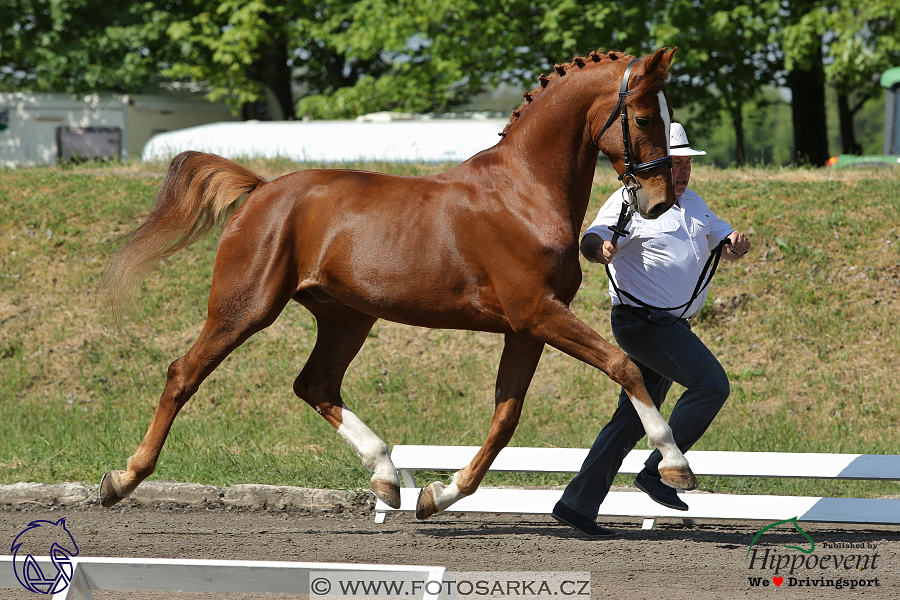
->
[635, 117, 651, 127]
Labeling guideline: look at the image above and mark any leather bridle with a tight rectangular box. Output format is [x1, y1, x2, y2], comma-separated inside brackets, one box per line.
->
[594, 58, 673, 243]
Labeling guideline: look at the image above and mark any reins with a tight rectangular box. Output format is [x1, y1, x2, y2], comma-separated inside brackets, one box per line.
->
[605, 237, 732, 322]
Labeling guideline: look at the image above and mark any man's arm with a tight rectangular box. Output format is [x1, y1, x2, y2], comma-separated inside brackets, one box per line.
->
[580, 232, 619, 265]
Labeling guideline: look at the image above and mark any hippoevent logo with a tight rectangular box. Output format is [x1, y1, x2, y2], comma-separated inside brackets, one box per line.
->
[10, 518, 79, 595]
[746, 517, 881, 591]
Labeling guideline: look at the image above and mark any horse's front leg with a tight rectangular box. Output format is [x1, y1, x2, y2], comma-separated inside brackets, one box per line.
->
[526, 301, 697, 491]
[416, 334, 544, 519]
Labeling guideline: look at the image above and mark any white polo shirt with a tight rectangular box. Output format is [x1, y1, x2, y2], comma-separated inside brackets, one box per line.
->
[583, 186, 733, 319]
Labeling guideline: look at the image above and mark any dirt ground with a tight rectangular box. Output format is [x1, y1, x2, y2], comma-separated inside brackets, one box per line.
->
[2, 500, 899, 600]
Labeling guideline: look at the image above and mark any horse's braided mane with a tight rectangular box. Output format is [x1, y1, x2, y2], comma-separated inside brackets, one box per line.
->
[500, 49, 669, 138]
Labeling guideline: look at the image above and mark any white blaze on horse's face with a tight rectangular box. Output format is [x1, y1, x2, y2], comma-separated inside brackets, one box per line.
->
[658, 90, 671, 155]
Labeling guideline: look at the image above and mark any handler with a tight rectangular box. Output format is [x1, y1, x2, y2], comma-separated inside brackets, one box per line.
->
[552, 123, 751, 537]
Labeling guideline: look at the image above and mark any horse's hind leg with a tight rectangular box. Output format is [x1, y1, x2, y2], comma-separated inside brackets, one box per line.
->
[100, 248, 294, 507]
[99, 322, 257, 506]
[416, 334, 544, 519]
[292, 305, 401, 508]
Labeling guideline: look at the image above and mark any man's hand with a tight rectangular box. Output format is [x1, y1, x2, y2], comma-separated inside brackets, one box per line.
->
[598, 240, 619, 264]
[580, 233, 618, 265]
[724, 231, 751, 260]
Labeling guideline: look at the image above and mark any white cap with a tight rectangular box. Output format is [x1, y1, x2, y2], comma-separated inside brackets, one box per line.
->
[670, 122, 706, 156]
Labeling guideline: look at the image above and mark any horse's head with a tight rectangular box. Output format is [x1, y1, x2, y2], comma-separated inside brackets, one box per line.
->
[592, 47, 677, 219]
[11, 518, 80, 594]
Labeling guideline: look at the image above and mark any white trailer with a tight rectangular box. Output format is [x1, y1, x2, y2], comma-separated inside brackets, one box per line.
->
[0, 92, 236, 167]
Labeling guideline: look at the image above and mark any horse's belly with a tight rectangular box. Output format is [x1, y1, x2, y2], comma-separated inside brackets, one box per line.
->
[297, 278, 511, 334]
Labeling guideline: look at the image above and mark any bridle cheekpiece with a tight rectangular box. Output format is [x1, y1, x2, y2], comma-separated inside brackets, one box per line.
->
[594, 58, 673, 243]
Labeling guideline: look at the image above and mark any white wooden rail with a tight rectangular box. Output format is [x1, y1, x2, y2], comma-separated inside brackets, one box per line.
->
[374, 446, 900, 529]
[0, 556, 446, 599]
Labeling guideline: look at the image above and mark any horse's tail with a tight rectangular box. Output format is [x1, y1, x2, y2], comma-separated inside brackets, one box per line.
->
[100, 151, 266, 322]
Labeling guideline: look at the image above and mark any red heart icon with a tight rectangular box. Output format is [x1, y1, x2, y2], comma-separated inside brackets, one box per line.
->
[773, 577, 784, 586]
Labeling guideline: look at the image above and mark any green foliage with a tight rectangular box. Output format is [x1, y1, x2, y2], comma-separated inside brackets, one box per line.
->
[678, 88, 795, 167]
[684, 82, 887, 167]
[778, 0, 900, 159]
[164, 0, 288, 112]
[652, 0, 781, 165]
[1, 1, 898, 159]
[782, 0, 900, 87]
[295, 1, 548, 119]
[0, 0, 176, 93]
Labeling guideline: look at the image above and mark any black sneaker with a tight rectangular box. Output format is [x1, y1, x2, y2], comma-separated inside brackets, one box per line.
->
[551, 501, 616, 538]
[634, 470, 689, 511]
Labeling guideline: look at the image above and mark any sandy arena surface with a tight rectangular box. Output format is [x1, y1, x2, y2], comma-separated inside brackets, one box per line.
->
[2, 499, 899, 599]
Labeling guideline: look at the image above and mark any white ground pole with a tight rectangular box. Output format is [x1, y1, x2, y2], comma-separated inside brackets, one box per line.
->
[374, 446, 900, 529]
[0, 556, 447, 600]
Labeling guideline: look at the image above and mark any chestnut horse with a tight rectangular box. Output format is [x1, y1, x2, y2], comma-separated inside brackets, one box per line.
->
[99, 47, 698, 519]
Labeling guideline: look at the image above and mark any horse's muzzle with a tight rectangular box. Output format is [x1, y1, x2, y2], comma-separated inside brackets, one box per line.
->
[643, 200, 670, 219]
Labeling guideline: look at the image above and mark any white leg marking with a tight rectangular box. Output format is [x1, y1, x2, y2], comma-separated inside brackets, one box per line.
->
[658, 90, 671, 155]
[427, 471, 471, 512]
[336, 404, 400, 486]
[629, 395, 688, 469]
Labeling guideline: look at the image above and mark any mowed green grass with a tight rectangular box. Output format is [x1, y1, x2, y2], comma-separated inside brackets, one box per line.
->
[1, 160, 898, 499]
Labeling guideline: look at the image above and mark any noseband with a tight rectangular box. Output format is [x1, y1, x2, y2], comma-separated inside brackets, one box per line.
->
[595, 59, 673, 243]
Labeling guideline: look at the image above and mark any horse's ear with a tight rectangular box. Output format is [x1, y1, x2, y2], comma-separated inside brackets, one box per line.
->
[644, 47, 668, 74]
[641, 47, 677, 76]
[55, 518, 67, 527]
[662, 47, 677, 71]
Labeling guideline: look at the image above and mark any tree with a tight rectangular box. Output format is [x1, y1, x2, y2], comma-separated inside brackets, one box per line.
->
[292, 0, 663, 119]
[7, 0, 893, 165]
[164, 0, 407, 120]
[0, 0, 791, 138]
[0, 0, 399, 120]
[293, 1, 548, 119]
[821, 0, 900, 155]
[164, 1, 299, 119]
[0, 0, 177, 94]
[775, 0, 900, 164]
[650, 0, 779, 166]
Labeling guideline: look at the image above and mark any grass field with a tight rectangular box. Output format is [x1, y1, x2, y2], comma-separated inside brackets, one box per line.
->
[1, 159, 898, 499]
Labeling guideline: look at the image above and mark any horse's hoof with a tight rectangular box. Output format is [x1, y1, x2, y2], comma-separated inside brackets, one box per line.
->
[415, 485, 438, 520]
[371, 479, 401, 509]
[99, 471, 126, 507]
[659, 465, 698, 491]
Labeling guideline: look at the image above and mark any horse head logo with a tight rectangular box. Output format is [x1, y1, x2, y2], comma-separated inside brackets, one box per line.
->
[11, 518, 80, 594]
[747, 516, 815, 557]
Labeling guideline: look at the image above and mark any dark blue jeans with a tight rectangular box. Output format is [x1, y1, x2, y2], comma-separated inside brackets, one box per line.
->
[558, 306, 730, 520]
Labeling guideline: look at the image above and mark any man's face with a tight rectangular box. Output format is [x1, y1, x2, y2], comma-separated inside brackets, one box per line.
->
[672, 156, 692, 198]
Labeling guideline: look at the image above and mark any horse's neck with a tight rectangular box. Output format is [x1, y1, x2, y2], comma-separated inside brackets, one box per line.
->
[496, 86, 602, 232]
